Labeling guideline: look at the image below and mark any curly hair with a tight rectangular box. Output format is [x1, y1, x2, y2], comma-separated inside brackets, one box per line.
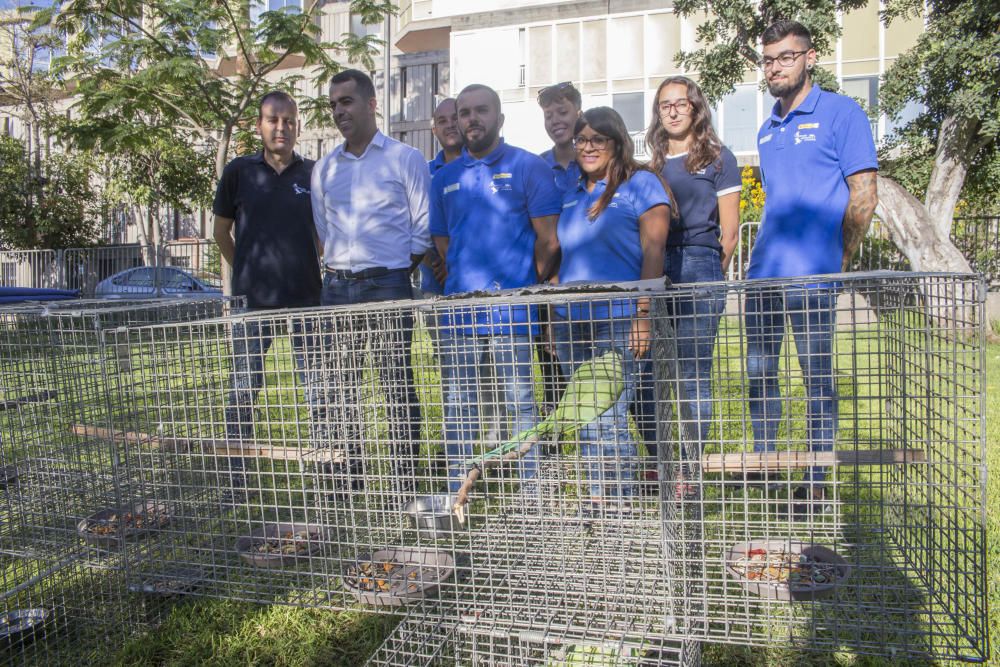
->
[645, 76, 723, 175]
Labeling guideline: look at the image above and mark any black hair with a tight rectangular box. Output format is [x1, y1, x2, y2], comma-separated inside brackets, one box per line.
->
[761, 20, 813, 49]
[329, 69, 377, 100]
[457, 84, 501, 114]
[258, 90, 297, 119]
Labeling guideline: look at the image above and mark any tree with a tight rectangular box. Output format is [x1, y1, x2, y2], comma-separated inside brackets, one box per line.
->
[673, 0, 1000, 274]
[0, 134, 101, 249]
[0, 12, 62, 171]
[34, 0, 394, 179]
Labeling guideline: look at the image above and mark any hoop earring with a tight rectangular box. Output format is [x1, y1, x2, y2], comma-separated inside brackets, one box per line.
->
[806, 64, 813, 71]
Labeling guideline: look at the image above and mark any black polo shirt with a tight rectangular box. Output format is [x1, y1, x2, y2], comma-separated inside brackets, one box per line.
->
[213, 152, 321, 309]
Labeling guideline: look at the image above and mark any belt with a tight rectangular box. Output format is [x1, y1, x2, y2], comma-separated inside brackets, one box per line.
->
[324, 266, 401, 280]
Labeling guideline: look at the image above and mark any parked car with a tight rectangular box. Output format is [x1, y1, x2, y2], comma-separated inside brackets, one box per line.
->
[95, 267, 223, 299]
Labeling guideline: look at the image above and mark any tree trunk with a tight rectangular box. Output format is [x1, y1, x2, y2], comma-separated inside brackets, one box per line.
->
[924, 114, 981, 237]
[876, 175, 978, 331]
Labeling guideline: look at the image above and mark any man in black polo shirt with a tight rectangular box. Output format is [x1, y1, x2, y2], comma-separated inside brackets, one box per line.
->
[213, 90, 321, 498]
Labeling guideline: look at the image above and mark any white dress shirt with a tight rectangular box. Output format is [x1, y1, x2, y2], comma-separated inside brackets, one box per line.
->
[311, 130, 431, 272]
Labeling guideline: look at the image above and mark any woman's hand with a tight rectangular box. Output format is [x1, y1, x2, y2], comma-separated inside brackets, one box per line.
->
[629, 313, 652, 359]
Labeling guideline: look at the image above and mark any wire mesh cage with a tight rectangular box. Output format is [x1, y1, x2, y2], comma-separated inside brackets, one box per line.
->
[101, 272, 987, 665]
[0, 297, 243, 566]
[0, 552, 131, 666]
[365, 606, 702, 666]
[652, 272, 988, 663]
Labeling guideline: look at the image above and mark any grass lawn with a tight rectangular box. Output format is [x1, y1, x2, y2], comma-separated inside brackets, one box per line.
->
[95, 340, 1000, 667]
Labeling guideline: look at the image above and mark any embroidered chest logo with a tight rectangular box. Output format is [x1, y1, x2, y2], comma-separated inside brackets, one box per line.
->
[794, 122, 820, 145]
[292, 183, 309, 195]
[491, 173, 513, 194]
[609, 192, 621, 208]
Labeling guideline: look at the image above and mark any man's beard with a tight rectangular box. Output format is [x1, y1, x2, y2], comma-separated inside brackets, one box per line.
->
[767, 68, 808, 99]
[465, 125, 500, 154]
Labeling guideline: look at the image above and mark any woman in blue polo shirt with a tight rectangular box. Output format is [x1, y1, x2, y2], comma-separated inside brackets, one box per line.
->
[635, 76, 741, 487]
[553, 106, 673, 504]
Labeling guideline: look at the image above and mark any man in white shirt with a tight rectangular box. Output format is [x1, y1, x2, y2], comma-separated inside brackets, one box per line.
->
[311, 69, 431, 497]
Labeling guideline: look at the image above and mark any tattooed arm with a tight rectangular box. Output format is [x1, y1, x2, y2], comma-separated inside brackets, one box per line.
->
[841, 169, 878, 271]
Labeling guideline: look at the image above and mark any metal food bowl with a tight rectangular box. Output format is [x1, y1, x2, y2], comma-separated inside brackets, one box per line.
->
[724, 540, 851, 601]
[402, 494, 461, 538]
[77, 500, 170, 548]
[343, 547, 455, 607]
[234, 522, 325, 569]
[0, 608, 50, 646]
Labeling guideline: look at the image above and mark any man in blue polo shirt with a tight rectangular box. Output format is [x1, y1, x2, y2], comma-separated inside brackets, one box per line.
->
[419, 98, 463, 305]
[746, 20, 878, 518]
[213, 90, 322, 501]
[430, 83, 561, 495]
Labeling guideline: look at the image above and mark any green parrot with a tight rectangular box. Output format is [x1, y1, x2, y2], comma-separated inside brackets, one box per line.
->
[463, 349, 626, 468]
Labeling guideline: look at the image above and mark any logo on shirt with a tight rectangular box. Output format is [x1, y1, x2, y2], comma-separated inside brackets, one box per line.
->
[490, 173, 513, 194]
[443, 183, 461, 195]
[609, 192, 621, 208]
[794, 130, 816, 145]
[292, 183, 309, 195]
[759, 134, 773, 145]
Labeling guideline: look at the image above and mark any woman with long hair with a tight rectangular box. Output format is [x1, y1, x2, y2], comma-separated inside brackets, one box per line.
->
[552, 106, 675, 506]
[635, 76, 741, 489]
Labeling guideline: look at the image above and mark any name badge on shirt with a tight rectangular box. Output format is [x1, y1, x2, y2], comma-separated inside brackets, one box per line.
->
[563, 200, 578, 209]
[798, 122, 820, 129]
[759, 134, 773, 145]
[443, 183, 460, 195]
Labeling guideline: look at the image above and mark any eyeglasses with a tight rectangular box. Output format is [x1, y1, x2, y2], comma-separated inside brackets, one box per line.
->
[657, 99, 692, 116]
[760, 50, 808, 70]
[573, 135, 611, 151]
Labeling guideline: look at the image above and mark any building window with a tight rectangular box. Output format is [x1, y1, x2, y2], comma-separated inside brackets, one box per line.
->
[720, 85, 758, 153]
[400, 66, 408, 118]
[351, 12, 382, 37]
[612, 92, 645, 134]
[842, 76, 879, 141]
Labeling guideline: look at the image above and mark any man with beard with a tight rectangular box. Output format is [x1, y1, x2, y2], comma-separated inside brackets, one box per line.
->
[429, 84, 561, 498]
[311, 69, 430, 497]
[213, 90, 321, 501]
[745, 20, 878, 518]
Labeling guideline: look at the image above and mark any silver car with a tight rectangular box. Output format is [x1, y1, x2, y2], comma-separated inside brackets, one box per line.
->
[95, 267, 223, 299]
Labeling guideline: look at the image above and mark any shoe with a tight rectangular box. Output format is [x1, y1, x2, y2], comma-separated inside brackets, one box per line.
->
[673, 477, 698, 501]
[785, 485, 833, 521]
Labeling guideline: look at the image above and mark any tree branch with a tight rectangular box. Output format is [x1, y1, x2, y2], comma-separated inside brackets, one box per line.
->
[924, 113, 981, 236]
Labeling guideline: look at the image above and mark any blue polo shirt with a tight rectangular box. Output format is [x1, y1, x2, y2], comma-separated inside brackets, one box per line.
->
[540, 148, 582, 195]
[418, 150, 450, 295]
[430, 140, 563, 335]
[556, 170, 671, 320]
[747, 85, 878, 279]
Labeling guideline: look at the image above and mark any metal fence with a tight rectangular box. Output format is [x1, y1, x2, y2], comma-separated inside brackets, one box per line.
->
[730, 216, 999, 284]
[0, 240, 221, 296]
[88, 272, 988, 665]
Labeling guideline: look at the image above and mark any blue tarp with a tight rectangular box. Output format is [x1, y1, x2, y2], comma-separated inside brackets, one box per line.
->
[0, 287, 80, 304]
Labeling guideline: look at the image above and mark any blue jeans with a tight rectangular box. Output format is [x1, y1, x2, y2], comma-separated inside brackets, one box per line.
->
[552, 315, 638, 498]
[745, 285, 837, 483]
[634, 246, 725, 461]
[320, 269, 421, 484]
[225, 315, 315, 479]
[440, 330, 538, 493]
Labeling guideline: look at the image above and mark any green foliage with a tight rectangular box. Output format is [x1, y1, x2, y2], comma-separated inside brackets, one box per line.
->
[36, 0, 393, 175]
[98, 134, 216, 212]
[671, 0, 868, 103]
[878, 0, 1000, 213]
[0, 135, 101, 249]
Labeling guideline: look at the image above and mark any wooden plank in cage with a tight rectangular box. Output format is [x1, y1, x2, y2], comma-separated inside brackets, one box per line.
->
[700, 448, 926, 472]
[71, 424, 342, 464]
